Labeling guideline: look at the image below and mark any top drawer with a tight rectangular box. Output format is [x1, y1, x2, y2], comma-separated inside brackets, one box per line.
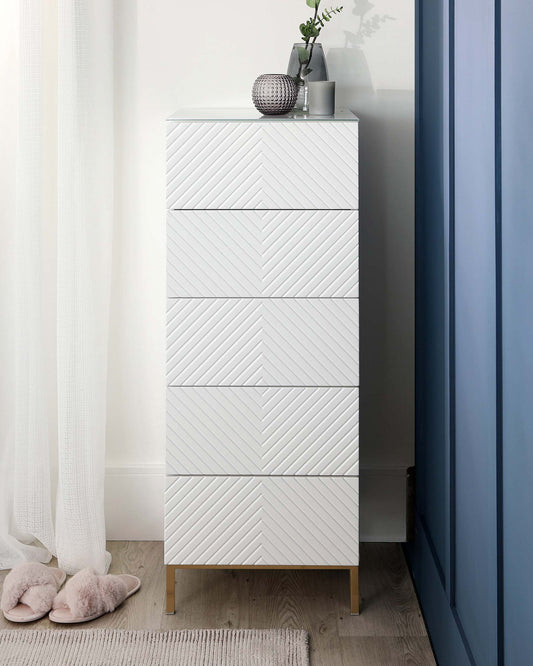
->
[166, 120, 358, 210]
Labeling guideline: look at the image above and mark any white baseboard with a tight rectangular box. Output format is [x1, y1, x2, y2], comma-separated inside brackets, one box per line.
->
[105, 464, 409, 542]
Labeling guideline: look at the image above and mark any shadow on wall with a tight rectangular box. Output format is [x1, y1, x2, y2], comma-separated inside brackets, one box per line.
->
[327, 0, 415, 470]
[346, 0, 395, 50]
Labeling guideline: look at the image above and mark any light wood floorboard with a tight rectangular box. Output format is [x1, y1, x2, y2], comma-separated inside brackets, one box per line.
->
[0, 542, 435, 665]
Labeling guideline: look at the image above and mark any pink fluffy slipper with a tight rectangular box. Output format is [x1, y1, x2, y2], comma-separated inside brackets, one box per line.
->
[49, 568, 140, 624]
[1, 562, 67, 623]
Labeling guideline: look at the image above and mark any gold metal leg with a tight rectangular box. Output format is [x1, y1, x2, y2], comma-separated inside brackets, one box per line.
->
[165, 565, 176, 614]
[349, 566, 360, 615]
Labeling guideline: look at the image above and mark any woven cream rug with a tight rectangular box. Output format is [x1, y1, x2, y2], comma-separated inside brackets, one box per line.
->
[0, 628, 309, 666]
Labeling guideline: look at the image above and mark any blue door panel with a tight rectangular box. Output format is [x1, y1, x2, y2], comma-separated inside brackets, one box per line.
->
[453, 1, 498, 664]
[416, 0, 450, 585]
[501, 1, 533, 663]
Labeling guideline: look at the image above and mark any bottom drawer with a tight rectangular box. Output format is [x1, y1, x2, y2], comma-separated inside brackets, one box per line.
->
[164, 476, 359, 566]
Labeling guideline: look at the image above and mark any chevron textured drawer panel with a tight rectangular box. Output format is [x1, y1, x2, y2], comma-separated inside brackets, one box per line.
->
[167, 387, 359, 476]
[166, 120, 358, 210]
[167, 209, 359, 298]
[166, 298, 359, 386]
[164, 476, 359, 566]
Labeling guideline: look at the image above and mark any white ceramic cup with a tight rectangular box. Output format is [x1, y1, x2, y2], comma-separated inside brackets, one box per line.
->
[308, 81, 335, 115]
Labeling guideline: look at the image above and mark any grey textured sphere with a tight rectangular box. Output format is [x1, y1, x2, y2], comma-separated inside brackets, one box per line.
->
[252, 74, 298, 116]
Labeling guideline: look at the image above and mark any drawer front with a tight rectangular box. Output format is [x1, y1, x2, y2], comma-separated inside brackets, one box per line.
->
[166, 298, 359, 386]
[167, 387, 359, 476]
[164, 476, 359, 566]
[167, 210, 359, 298]
[166, 121, 358, 210]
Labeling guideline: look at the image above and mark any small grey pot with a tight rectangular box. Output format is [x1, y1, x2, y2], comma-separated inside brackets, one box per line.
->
[252, 74, 298, 116]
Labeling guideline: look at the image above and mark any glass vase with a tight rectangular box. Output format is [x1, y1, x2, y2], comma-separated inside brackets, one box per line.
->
[287, 43, 329, 111]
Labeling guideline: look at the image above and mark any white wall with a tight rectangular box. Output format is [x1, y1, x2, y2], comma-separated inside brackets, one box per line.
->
[106, 0, 414, 540]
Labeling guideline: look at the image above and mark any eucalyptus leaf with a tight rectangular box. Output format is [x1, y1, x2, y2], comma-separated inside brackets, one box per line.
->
[306, 0, 320, 8]
[297, 46, 310, 63]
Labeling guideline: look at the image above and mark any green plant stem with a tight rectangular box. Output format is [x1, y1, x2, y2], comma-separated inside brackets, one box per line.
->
[306, 35, 319, 74]
[297, 2, 319, 81]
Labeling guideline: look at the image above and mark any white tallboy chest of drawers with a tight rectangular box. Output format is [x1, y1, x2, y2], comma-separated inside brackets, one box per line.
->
[164, 109, 360, 615]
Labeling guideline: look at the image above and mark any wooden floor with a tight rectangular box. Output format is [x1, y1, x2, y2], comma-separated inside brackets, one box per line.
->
[0, 542, 435, 665]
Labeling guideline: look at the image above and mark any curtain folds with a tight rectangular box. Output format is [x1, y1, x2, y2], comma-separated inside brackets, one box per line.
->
[0, 0, 113, 574]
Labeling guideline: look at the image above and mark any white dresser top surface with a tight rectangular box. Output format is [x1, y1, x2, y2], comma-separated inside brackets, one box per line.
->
[167, 108, 358, 122]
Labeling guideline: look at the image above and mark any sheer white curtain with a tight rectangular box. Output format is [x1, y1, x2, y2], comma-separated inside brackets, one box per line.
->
[0, 0, 113, 574]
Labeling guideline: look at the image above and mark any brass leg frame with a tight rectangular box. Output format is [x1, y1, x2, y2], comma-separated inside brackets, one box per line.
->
[350, 566, 360, 615]
[165, 565, 176, 614]
[164, 564, 360, 615]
